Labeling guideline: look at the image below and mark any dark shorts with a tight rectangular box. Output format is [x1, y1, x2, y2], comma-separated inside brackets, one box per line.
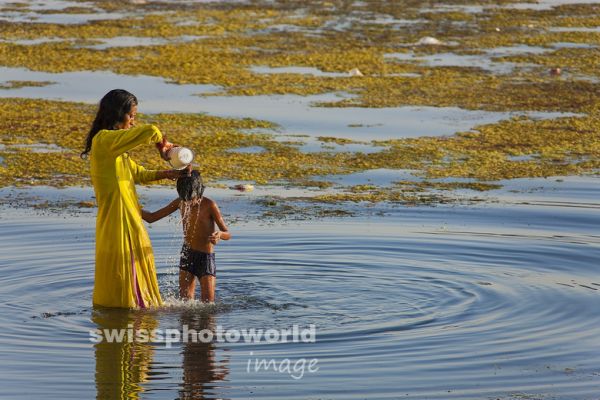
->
[179, 245, 216, 278]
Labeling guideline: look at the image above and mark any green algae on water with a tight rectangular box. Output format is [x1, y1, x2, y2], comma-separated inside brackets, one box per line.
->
[1, 98, 599, 200]
[2, 1, 600, 112]
[0, 80, 55, 90]
[2, 1, 600, 205]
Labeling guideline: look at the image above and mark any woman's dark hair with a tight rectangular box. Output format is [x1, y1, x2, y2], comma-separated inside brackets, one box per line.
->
[81, 89, 138, 158]
[177, 170, 205, 201]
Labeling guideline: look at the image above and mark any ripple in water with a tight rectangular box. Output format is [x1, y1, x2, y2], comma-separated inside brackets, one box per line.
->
[1, 204, 600, 399]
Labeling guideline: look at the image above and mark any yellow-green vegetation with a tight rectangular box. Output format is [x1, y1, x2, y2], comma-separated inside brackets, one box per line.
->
[305, 180, 499, 204]
[1, 0, 600, 206]
[393, 180, 502, 192]
[33, 6, 95, 15]
[1, 1, 600, 112]
[498, 47, 600, 77]
[317, 136, 365, 145]
[311, 189, 456, 205]
[31, 199, 95, 210]
[0, 80, 54, 89]
[257, 197, 354, 219]
[365, 114, 600, 181]
[1, 97, 599, 199]
[0, 97, 356, 187]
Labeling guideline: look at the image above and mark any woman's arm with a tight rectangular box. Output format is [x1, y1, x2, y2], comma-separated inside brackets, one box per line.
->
[154, 165, 192, 181]
[142, 198, 181, 223]
[128, 158, 191, 184]
[101, 124, 163, 156]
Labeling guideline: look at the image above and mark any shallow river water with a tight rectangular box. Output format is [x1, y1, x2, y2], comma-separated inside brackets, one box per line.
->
[1, 177, 600, 399]
[2, 0, 600, 398]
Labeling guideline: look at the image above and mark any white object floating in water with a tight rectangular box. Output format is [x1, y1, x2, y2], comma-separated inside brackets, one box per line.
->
[416, 36, 444, 46]
[348, 68, 364, 77]
[231, 184, 254, 192]
[130, 0, 147, 4]
[167, 147, 194, 170]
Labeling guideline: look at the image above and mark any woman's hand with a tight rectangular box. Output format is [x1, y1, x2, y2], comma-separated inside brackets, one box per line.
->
[157, 166, 191, 181]
[156, 137, 175, 161]
[209, 231, 221, 245]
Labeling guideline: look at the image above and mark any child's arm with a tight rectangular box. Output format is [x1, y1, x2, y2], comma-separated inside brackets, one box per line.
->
[141, 198, 181, 223]
[208, 201, 231, 244]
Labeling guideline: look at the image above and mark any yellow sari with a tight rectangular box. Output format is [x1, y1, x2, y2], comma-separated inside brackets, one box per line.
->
[90, 124, 164, 308]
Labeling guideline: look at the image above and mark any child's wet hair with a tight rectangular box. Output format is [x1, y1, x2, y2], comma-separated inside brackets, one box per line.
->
[176, 170, 205, 201]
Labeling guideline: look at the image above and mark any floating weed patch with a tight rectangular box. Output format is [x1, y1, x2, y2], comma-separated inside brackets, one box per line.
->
[0, 80, 55, 89]
[498, 47, 600, 77]
[311, 189, 456, 205]
[0, 98, 356, 187]
[1, 2, 600, 112]
[392, 180, 503, 191]
[317, 136, 365, 145]
[364, 115, 600, 181]
[306, 180, 495, 205]
[3, 97, 596, 195]
[257, 197, 355, 220]
[2, 1, 600, 206]
[33, 7, 97, 15]
[348, 123, 383, 128]
[318, 71, 600, 112]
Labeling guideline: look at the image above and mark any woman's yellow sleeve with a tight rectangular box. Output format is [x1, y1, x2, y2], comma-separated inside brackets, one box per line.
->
[103, 124, 163, 157]
[128, 156, 159, 184]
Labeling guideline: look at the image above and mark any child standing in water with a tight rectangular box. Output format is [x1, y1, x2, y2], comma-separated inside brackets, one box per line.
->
[142, 170, 231, 302]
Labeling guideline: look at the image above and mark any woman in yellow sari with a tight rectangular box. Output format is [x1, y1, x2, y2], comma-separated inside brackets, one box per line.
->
[82, 89, 188, 308]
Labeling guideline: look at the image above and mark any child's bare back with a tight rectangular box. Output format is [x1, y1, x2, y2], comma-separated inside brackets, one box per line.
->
[178, 195, 230, 302]
[176, 172, 230, 302]
[180, 197, 220, 254]
[141, 171, 231, 303]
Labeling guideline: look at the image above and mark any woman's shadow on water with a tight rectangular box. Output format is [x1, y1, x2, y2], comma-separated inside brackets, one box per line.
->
[92, 305, 229, 400]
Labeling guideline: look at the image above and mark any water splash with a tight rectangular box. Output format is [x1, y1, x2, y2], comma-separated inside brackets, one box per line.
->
[160, 296, 229, 313]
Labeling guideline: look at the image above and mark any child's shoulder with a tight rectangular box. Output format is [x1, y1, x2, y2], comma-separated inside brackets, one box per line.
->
[199, 196, 218, 210]
[203, 197, 225, 213]
[201, 196, 215, 205]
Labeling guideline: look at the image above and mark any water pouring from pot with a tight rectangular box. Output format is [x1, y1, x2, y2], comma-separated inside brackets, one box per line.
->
[167, 147, 194, 170]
